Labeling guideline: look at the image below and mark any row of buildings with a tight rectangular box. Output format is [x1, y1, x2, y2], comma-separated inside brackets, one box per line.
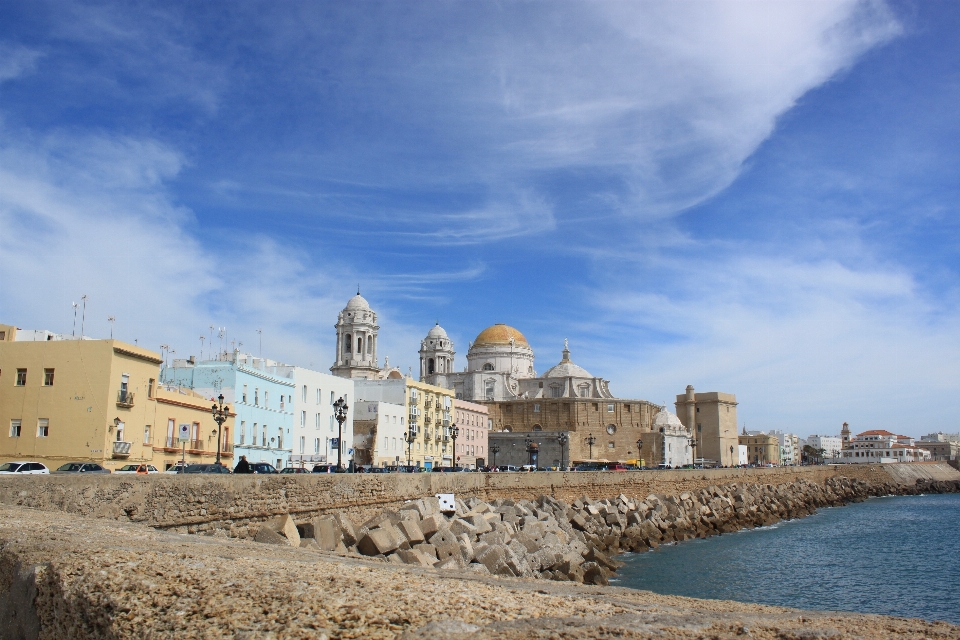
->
[5, 292, 953, 472]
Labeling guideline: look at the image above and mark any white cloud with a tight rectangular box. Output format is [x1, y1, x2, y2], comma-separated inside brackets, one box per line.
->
[0, 43, 43, 82]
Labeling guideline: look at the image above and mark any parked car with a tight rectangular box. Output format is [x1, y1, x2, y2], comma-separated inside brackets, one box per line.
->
[605, 463, 629, 471]
[311, 463, 335, 473]
[0, 461, 50, 475]
[497, 465, 519, 472]
[519, 464, 537, 472]
[279, 467, 311, 474]
[164, 462, 188, 474]
[182, 463, 232, 474]
[54, 462, 111, 474]
[249, 462, 278, 474]
[115, 464, 160, 474]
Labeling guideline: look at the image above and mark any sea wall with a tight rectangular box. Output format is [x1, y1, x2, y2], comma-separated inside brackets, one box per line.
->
[0, 463, 955, 536]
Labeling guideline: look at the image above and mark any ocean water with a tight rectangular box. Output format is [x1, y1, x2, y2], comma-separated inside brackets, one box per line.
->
[614, 493, 960, 624]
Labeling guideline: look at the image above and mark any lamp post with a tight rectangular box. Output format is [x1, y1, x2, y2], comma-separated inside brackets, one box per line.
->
[490, 445, 500, 469]
[450, 423, 459, 469]
[729, 444, 735, 467]
[211, 393, 229, 467]
[557, 433, 568, 470]
[333, 396, 348, 472]
[585, 433, 596, 460]
[405, 427, 416, 469]
[636, 438, 643, 467]
[688, 436, 697, 469]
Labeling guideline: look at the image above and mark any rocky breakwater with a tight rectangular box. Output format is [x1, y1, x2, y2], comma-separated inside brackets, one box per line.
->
[248, 475, 960, 587]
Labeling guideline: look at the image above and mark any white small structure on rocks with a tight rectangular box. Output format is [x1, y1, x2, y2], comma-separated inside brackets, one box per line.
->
[653, 408, 693, 468]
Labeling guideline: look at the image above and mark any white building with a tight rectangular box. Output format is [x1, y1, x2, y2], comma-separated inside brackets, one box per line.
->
[768, 430, 801, 466]
[653, 408, 693, 468]
[806, 434, 843, 460]
[354, 400, 407, 468]
[738, 444, 748, 466]
[920, 432, 960, 443]
[290, 367, 354, 469]
[838, 429, 931, 464]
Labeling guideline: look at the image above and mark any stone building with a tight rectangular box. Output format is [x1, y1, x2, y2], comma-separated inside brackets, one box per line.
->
[739, 431, 780, 465]
[675, 386, 739, 467]
[488, 431, 573, 469]
[330, 292, 403, 381]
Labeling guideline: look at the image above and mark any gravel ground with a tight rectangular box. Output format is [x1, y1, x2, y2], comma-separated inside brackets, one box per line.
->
[1, 505, 957, 639]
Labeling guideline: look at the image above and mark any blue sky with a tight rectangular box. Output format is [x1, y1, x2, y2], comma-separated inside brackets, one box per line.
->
[2, 1, 958, 437]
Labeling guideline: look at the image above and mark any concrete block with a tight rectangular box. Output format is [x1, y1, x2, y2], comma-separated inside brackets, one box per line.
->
[413, 543, 437, 559]
[313, 515, 343, 551]
[299, 538, 320, 551]
[396, 549, 435, 567]
[254, 526, 288, 546]
[397, 520, 425, 546]
[334, 513, 358, 547]
[449, 518, 478, 538]
[263, 514, 300, 547]
[456, 533, 475, 563]
[358, 529, 399, 556]
[419, 514, 444, 539]
[475, 545, 505, 574]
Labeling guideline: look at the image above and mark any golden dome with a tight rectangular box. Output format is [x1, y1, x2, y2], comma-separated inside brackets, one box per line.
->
[473, 324, 530, 348]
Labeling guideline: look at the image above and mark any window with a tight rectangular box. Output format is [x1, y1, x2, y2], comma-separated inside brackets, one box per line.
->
[15, 369, 26, 386]
[607, 403, 615, 413]
[301, 411, 306, 427]
[10, 420, 21, 437]
[330, 391, 335, 405]
[345, 334, 352, 353]
[167, 419, 175, 446]
[315, 413, 320, 429]
[277, 427, 283, 449]
[255, 388, 259, 405]
[253, 423, 258, 446]
[240, 421, 246, 445]
[43, 369, 55, 386]
[262, 425, 267, 447]
[37, 419, 49, 438]
[302, 385, 307, 402]
[243, 385, 248, 403]
[300, 436, 305, 454]
[534, 404, 541, 413]
[316, 388, 321, 404]
[482, 363, 494, 371]
[315, 438, 320, 453]
[606, 424, 617, 435]
[148, 378, 155, 398]
[264, 391, 269, 408]
[144, 424, 151, 442]
[550, 385, 562, 398]
[329, 416, 335, 432]
[608, 442, 615, 449]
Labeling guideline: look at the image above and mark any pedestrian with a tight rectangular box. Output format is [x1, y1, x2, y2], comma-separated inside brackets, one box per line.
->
[234, 455, 251, 474]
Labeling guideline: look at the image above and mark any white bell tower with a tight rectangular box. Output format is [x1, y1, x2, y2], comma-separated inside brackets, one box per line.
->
[331, 290, 381, 379]
[419, 323, 455, 381]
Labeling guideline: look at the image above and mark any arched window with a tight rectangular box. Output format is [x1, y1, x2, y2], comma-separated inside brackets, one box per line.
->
[482, 363, 494, 371]
[357, 336, 363, 354]
[503, 426, 512, 432]
[367, 338, 372, 354]
[550, 384, 562, 398]
[428, 358, 435, 374]
[533, 424, 542, 431]
[345, 334, 352, 352]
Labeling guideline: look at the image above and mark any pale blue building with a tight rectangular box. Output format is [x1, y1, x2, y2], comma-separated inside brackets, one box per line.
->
[161, 352, 295, 469]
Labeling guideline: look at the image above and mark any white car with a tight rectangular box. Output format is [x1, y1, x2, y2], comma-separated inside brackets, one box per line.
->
[164, 463, 188, 474]
[114, 464, 160, 474]
[0, 461, 50, 475]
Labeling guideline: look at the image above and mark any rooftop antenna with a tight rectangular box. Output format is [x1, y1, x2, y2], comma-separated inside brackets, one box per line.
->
[72, 302, 78, 337]
[357, 284, 361, 295]
[199, 336, 205, 360]
[108, 316, 115, 339]
[256, 328, 262, 357]
[80, 295, 88, 337]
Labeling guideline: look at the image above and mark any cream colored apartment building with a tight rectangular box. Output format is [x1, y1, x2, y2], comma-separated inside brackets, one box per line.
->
[0, 324, 231, 471]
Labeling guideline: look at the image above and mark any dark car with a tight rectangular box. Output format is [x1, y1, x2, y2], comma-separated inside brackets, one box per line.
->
[279, 467, 311, 474]
[249, 462, 278, 474]
[182, 463, 232, 474]
[54, 462, 111, 474]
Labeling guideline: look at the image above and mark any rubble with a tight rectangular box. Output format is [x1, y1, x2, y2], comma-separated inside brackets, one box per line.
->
[252, 476, 960, 585]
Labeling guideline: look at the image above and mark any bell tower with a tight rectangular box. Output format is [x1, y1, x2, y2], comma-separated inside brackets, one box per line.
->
[331, 290, 381, 379]
[841, 421, 851, 446]
[419, 323, 455, 382]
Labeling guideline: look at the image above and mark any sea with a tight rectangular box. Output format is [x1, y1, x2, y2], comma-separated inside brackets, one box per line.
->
[614, 493, 960, 624]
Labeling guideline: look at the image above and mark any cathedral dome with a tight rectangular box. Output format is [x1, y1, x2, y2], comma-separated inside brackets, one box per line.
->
[653, 408, 684, 429]
[426, 323, 448, 339]
[345, 294, 371, 311]
[473, 324, 529, 348]
[542, 343, 592, 378]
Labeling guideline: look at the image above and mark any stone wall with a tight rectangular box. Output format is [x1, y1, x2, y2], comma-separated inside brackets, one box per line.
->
[0, 464, 955, 537]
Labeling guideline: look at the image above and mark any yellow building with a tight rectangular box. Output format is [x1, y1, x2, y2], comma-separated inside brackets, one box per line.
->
[738, 432, 780, 466]
[405, 378, 455, 470]
[0, 324, 232, 471]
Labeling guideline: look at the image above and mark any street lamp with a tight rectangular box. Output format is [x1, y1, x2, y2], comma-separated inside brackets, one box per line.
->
[333, 396, 348, 472]
[636, 438, 643, 467]
[405, 427, 417, 469]
[211, 393, 229, 467]
[450, 423, 459, 469]
[688, 436, 697, 468]
[585, 433, 596, 460]
[490, 445, 500, 468]
[557, 433, 569, 470]
[730, 444, 735, 467]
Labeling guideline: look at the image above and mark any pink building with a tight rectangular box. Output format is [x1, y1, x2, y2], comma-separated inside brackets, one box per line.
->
[453, 399, 489, 469]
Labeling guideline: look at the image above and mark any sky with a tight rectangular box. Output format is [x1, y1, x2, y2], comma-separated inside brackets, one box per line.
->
[1, 0, 958, 438]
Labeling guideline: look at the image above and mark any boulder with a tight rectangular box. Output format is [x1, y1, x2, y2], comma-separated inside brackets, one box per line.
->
[334, 513, 358, 547]
[254, 526, 288, 546]
[358, 528, 400, 556]
[313, 515, 343, 551]
[261, 514, 300, 547]
[397, 520, 426, 546]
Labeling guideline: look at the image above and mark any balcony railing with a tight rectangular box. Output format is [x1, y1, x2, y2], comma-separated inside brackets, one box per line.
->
[116, 390, 135, 408]
[424, 415, 432, 424]
[442, 420, 450, 427]
[187, 439, 205, 452]
[112, 441, 132, 457]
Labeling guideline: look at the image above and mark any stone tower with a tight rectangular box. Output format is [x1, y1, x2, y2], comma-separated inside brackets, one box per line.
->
[841, 421, 851, 446]
[330, 291, 380, 379]
[419, 323, 455, 382]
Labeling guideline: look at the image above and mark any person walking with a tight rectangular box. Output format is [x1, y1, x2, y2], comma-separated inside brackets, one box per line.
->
[234, 455, 251, 474]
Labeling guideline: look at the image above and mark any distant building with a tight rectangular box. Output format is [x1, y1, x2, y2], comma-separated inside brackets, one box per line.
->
[0, 323, 230, 471]
[453, 399, 489, 469]
[920, 432, 960, 443]
[806, 434, 843, 460]
[768, 430, 801, 466]
[653, 407, 693, 468]
[915, 440, 959, 462]
[330, 293, 403, 381]
[837, 429, 931, 464]
[739, 429, 780, 465]
[352, 400, 407, 468]
[290, 367, 354, 470]
[487, 430, 574, 469]
[675, 386, 739, 467]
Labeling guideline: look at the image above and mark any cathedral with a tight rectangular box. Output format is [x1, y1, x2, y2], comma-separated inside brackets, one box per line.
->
[329, 292, 402, 380]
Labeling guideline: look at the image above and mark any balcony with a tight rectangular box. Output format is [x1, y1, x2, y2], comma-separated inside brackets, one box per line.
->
[116, 390, 135, 408]
[112, 441, 132, 458]
[424, 415, 433, 424]
[408, 396, 418, 406]
[442, 420, 450, 427]
[187, 439, 205, 453]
